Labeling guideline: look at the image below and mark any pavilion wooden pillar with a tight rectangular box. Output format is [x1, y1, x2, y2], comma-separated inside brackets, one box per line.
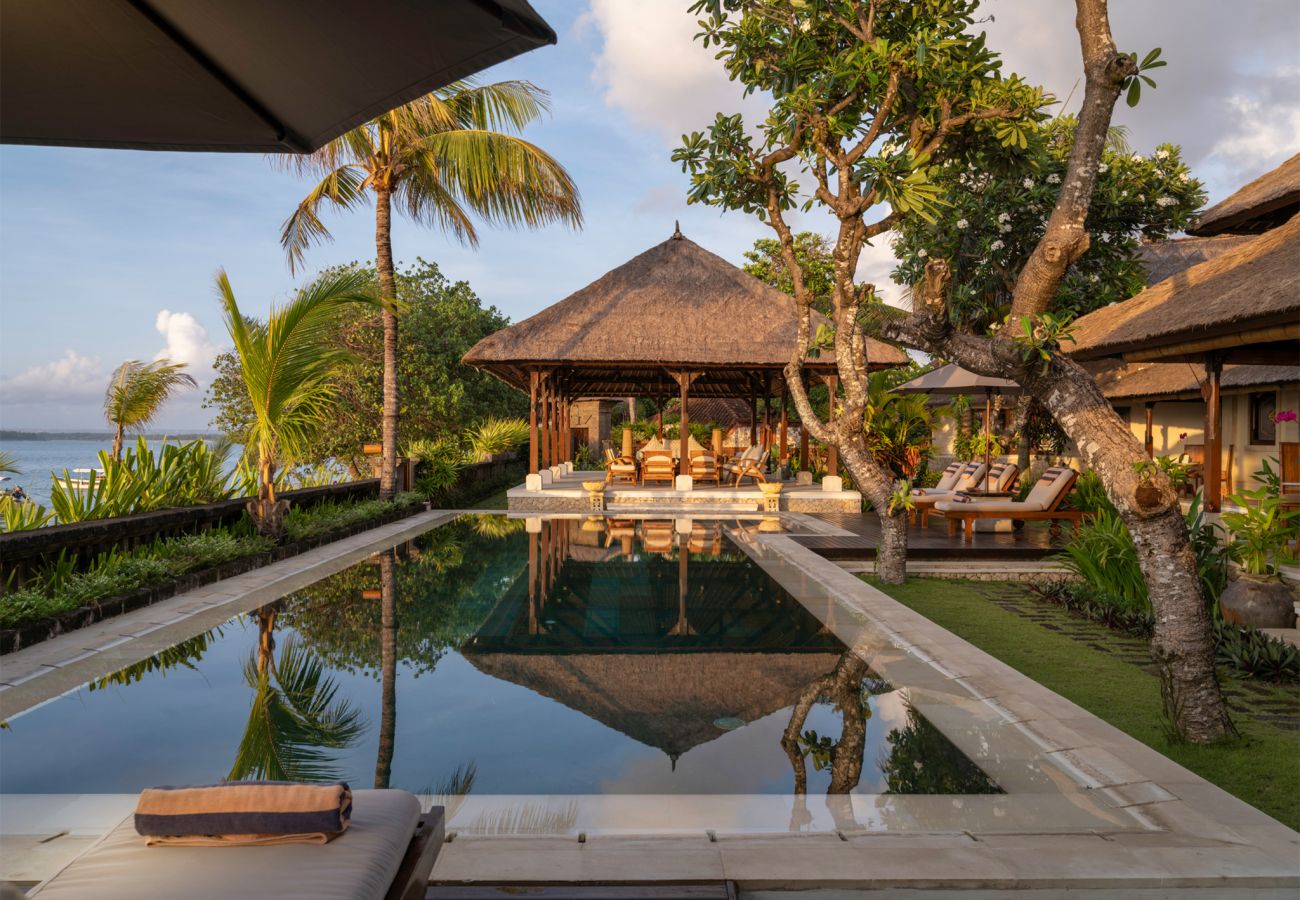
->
[1204, 353, 1224, 512]
[528, 371, 540, 475]
[1144, 402, 1156, 459]
[672, 372, 700, 477]
[824, 373, 839, 477]
[559, 383, 569, 463]
[749, 378, 758, 444]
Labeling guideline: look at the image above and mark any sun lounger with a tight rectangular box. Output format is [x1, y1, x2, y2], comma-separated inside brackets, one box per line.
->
[909, 461, 990, 526]
[934, 465, 1083, 539]
[28, 790, 443, 900]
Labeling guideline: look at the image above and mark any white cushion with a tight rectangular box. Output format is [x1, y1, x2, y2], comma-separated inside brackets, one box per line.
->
[30, 790, 420, 900]
[933, 462, 964, 491]
[954, 462, 988, 491]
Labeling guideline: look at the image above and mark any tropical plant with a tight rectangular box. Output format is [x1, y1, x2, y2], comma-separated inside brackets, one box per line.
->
[0, 450, 20, 475]
[863, 372, 933, 478]
[409, 438, 467, 501]
[278, 82, 582, 500]
[103, 359, 197, 461]
[218, 269, 382, 540]
[0, 496, 53, 532]
[229, 618, 366, 783]
[1214, 623, 1300, 683]
[467, 418, 530, 461]
[1252, 457, 1282, 497]
[1221, 488, 1300, 577]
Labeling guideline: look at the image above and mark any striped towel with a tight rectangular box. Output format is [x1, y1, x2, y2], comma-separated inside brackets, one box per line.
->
[135, 781, 352, 847]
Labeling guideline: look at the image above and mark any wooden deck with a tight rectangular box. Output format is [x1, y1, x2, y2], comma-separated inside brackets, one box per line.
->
[796, 512, 1066, 560]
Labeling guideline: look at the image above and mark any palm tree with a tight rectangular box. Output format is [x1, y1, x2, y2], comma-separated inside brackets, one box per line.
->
[218, 268, 382, 539]
[0, 450, 20, 475]
[278, 80, 583, 500]
[103, 360, 197, 461]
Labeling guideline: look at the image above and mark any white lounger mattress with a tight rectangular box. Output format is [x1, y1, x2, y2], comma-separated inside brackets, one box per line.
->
[30, 789, 420, 900]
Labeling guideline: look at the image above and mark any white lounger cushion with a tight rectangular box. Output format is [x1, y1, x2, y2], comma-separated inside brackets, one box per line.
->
[932, 462, 963, 491]
[30, 789, 420, 900]
[934, 467, 1075, 514]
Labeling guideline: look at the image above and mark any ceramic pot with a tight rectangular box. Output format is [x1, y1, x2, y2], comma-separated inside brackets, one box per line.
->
[1220, 573, 1297, 629]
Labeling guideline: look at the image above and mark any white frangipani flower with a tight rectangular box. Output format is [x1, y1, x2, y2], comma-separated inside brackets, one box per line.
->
[1046, 173, 1061, 184]
[1022, 178, 1034, 188]
[990, 240, 1005, 251]
[956, 218, 969, 230]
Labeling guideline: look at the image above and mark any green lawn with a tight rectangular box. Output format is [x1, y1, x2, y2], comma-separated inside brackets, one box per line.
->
[466, 487, 510, 510]
[870, 577, 1300, 831]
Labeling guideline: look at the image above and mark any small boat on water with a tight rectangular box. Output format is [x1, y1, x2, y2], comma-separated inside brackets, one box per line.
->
[65, 467, 106, 490]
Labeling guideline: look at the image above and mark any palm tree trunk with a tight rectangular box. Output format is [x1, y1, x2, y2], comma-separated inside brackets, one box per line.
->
[111, 424, 124, 462]
[374, 549, 398, 789]
[375, 184, 400, 501]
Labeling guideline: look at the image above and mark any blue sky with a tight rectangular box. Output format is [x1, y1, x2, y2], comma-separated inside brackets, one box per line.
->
[2, 0, 1297, 430]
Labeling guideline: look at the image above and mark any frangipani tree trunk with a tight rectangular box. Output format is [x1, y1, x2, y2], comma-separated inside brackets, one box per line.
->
[876, 0, 1232, 743]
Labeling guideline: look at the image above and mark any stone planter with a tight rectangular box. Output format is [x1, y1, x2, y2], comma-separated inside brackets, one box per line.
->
[1220, 571, 1297, 629]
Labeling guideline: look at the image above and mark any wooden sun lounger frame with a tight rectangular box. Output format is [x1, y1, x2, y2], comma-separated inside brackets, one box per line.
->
[726, 444, 769, 486]
[913, 462, 1018, 528]
[935, 469, 1086, 540]
[386, 808, 445, 900]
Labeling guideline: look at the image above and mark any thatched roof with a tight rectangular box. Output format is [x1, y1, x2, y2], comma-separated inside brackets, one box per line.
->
[1067, 213, 1300, 362]
[1137, 234, 1256, 285]
[1090, 360, 1300, 402]
[1190, 154, 1300, 236]
[655, 397, 754, 428]
[465, 651, 840, 756]
[463, 230, 908, 396]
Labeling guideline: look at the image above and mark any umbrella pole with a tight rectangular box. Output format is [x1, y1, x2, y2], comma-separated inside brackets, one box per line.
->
[984, 389, 993, 480]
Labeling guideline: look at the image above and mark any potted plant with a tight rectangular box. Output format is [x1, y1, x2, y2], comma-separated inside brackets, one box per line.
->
[1219, 487, 1300, 628]
[1131, 459, 1163, 510]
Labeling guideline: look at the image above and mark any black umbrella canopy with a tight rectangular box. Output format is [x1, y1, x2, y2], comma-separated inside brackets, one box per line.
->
[1, 0, 556, 153]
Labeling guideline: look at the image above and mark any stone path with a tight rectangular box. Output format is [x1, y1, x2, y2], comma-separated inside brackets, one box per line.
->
[968, 581, 1300, 732]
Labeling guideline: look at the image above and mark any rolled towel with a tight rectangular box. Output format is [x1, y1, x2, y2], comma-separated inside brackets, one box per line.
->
[135, 781, 352, 847]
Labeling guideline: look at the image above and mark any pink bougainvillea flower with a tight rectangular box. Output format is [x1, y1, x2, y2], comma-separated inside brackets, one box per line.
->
[1270, 409, 1297, 423]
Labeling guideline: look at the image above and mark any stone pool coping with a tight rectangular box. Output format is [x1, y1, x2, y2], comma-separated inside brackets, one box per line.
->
[1, 510, 1296, 892]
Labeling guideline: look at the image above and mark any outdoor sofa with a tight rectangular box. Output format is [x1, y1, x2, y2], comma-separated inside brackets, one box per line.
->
[933, 465, 1083, 540]
[27, 791, 443, 900]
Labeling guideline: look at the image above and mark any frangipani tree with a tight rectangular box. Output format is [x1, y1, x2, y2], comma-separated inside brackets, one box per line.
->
[279, 81, 582, 500]
[218, 269, 383, 540]
[103, 360, 196, 461]
[676, 0, 1231, 742]
[674, 0, 1046, 584]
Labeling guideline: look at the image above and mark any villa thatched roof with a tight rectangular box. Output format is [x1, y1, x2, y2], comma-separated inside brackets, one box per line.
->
[1189, 154, 1300, 236]
[655, 397, 754, 428]
[1137, 234, 1256, 285]
[1090, 360, 1300, 402]
[463, 230, 908, 397]
[465, 650, 840, 757]
[1067, 213, 1300, 363]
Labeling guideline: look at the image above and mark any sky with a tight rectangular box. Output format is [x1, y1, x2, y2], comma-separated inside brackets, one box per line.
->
[1, 0, 1297, 431]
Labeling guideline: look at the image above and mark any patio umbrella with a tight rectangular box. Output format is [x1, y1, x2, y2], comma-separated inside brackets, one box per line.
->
[895, 364, 1022, 477]
[0, 0, 555, 153]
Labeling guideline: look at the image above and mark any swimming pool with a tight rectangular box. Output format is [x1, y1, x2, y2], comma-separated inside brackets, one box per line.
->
[1, 516, 1005, 822]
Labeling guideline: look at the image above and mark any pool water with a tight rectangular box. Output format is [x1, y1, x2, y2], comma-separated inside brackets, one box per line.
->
[0, 516, 998, 801]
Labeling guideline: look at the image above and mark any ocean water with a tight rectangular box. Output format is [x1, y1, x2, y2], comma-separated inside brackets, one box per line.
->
[0, 437, 235, 508]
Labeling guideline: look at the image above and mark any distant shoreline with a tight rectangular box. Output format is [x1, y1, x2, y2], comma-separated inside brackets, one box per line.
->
[0, 430, 221, 442]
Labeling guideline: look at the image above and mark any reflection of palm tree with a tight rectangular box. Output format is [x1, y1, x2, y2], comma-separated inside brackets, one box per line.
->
[781, 650, 873, 830]
[374, 549, 398, 789]
[229, 607, 365, 782]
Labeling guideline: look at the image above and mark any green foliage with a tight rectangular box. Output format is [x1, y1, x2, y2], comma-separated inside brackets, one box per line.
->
[103, 359, 197, 457]
[881, 704, 1003, 794]
[47, 437, 236, 523]
[1121, 47, 1167, 107]
[1008, 312, 1076, 372]
[743, 232, 835, 313]
[673, 1, 1046, 221]
[893, 118, 1206, 330]
[1071, 470, 1115, 515]
[0, 530, 271, 629]
[90, 628, 220, 690]
[0, 496, 54, 532]
[0, 450, 21, 475]
[409, 438, 468, 501]
[1252, 457, 1282, 496]
[283, 493, 424, 543]
[1058, 490, 1229, 616]
[1221, 488, 1300, 577]
[1214, 623, 1300, 683]
[467, 418, 530, 461]
[863, 371, 934, 478]
[206, 260, 526, 472]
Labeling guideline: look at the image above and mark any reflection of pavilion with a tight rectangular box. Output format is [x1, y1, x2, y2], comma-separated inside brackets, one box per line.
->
[461, 518, 842, 761]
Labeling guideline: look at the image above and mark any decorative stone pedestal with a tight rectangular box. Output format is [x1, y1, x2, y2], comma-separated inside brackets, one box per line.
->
[525, 517, 542, 534]
[525, 473, 543, 492]
[583, 481, 606, 512]
[822, 476, 843, 492]
[796, 471, 813, 485]
[674, 517, 693, 535]
[675, 475, 694, 491]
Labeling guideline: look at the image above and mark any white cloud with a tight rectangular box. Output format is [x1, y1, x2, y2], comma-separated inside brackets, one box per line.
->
[153, 310, 218, 384]
[855, 233, 906, 310]
[581, 0, 767, 146]
[0, 350, 104, 405]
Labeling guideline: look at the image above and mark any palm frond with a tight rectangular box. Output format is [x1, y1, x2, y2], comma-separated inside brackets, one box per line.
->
[0, 450, 20, 475]
[411, 130, 582, 232]
[103, 359, 197, 433]
[433, 80, 552, 133]
[280, 165, 370, 274]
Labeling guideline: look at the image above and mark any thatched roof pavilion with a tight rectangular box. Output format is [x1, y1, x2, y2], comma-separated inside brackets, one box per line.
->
[1136, 233, 1256, 286]
[1068, 206, 1299, 509]
[1189, 153, 1300, 236]
[1068, 213, 1299, 365]
[464, 227, 908, 476]
[1092, 361, 1300, 403]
